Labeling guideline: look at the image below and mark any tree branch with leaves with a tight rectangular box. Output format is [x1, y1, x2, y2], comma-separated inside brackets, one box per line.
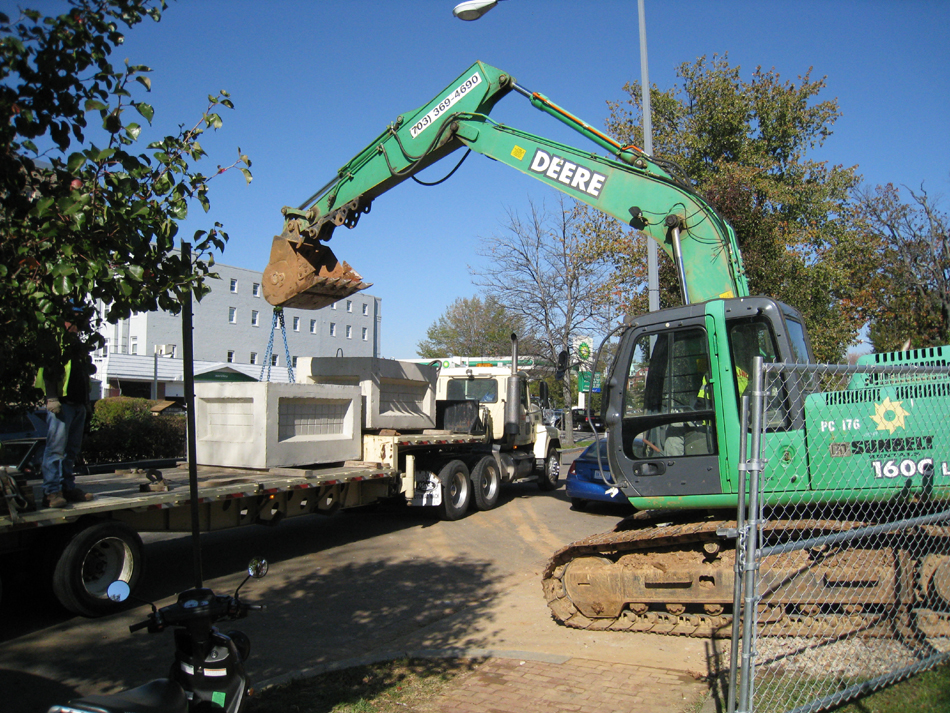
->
[0, 1, 251, 409]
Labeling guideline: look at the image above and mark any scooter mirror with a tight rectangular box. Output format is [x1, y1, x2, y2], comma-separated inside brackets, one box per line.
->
[107, 580, 131, 602]
[247, 558, 269, 579]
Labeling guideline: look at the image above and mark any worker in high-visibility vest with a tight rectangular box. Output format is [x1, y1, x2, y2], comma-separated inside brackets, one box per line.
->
[36, 316, 97, 508]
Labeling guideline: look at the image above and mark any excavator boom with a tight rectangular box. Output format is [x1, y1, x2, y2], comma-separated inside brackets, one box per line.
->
[262, 61, 749, 308]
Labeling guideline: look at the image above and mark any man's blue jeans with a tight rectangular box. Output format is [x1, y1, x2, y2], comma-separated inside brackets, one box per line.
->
[42, 402, 86, 495]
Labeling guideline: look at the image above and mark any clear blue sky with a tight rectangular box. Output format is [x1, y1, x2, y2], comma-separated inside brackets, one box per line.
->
[25, 1, 950, 358]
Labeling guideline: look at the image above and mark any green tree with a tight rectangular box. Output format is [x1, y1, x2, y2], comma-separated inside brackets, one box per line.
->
[416, 294, 528, 358]
[472, 195, 618, 434]
[856, 183, 950, 351]
[595, 54, 873, 362]
[0, 1, 250, 410]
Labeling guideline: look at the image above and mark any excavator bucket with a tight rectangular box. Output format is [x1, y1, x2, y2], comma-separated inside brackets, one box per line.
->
[261, 236, 371, 310]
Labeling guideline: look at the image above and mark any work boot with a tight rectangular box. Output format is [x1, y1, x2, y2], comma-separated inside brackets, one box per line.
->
[63, 487, 94, 503]
[44, 491, 67, 508]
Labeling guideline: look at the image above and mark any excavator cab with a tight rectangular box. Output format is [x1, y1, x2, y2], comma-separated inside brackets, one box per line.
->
[604, 296, 813, 510]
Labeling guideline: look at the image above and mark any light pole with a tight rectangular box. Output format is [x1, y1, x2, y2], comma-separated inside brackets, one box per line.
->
[453, 0, 658, 311]
[638, 0, 659, 312]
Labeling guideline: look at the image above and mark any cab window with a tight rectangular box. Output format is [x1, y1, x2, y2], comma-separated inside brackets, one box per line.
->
[446, 378, 498, 403]
[622, 328, 716, 458]
[727, 318, 789, 429]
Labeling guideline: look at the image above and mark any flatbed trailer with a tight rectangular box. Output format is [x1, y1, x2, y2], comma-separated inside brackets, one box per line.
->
[0, 429, 493, 617]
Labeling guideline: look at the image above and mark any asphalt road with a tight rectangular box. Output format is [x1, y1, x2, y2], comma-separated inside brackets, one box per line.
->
[1, 450, 655, 713]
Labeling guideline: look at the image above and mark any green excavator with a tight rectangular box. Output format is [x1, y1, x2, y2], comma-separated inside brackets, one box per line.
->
[262, 61, 950, 637]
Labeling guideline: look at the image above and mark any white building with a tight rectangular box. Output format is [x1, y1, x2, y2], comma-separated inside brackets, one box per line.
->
[94, 262, 381, 399]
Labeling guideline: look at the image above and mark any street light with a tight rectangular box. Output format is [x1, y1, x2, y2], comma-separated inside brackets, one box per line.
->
[452, 0, 500, 21]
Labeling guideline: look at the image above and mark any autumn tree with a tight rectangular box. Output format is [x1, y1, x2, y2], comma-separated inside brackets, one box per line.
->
[592, 54, 873, 362]
[0, 1, 250, 409]
[855, 183, 950, 351]
[416, 294, 529, 358]
[471, 195, 617, 427]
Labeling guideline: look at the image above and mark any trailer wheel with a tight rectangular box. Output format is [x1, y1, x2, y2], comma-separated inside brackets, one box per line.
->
[537, 446, 560, 491]
[438, 460, 471, 521]
[471, 457, 501, 511]
[51, 521, 144, 617]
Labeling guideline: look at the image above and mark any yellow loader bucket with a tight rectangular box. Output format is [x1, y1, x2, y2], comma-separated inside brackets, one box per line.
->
[262, 236, 371, 310]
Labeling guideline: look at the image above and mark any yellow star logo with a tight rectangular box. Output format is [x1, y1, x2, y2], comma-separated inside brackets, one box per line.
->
[870, 397, 910, 433]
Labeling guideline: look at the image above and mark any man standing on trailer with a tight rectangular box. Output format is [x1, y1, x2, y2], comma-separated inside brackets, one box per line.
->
[36, 309, 97, 508]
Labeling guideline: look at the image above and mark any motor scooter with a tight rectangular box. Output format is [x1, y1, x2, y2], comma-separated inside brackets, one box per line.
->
[47, 557, 268, 713]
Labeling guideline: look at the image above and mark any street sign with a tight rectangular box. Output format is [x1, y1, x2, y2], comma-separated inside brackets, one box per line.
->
[578, 371, 602, 393]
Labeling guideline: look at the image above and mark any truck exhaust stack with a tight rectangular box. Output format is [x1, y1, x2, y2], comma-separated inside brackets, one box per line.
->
[262, 235, 371, 310]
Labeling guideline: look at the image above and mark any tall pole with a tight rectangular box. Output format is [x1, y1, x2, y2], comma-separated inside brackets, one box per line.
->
[638, 0, 659, 312]
[181, 241, 203, 588]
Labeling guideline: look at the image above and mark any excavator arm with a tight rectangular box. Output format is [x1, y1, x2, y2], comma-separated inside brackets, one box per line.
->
[262, 61, 749, 309]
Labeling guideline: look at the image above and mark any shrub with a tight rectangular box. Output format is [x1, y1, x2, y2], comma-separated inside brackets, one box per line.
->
[83, 397, 185, 463]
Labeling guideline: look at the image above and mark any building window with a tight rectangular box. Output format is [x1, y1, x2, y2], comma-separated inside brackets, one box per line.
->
[362, 327, 368, 341]
[251, 310, 259, 327]
[229, 307, 236, 324]
[252, 282, 261, 297]
[250, 352, 258, 365]
[329, 322, 336, 337]
[227, 350, 235, 363]
[310, 319, 317, 334]
[270, 354, 278, 367]
[131, 343, 138, 355]
[293, 316, 300, 331]
[291, 356, 298, 368]
[331, 302, 337, 310]
[346, 325, 352, 339]
[362, 303, 368, 315]
[230, 278, 238, 293]
[346, 300, 353, 312]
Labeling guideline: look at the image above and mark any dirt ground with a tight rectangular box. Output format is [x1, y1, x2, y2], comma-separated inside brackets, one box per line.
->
[0, 452, 714, 713]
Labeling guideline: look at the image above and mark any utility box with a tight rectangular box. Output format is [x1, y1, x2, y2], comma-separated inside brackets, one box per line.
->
[299, 357, 437, 431]
[194, 382, 362, 468]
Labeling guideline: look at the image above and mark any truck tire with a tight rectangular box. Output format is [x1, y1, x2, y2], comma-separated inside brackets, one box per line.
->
[470, 456, 501, 512]
[51, 520, 144, 617]
[537, 446, 560, 491]
[438, 460, 471, 521]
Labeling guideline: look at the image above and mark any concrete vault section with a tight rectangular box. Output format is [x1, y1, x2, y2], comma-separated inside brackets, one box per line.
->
[194, 382, 362, 468]
[298, 357, 437, 431]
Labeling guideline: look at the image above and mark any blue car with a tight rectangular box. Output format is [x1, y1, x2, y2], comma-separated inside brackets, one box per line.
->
[565, 437, 630, 510]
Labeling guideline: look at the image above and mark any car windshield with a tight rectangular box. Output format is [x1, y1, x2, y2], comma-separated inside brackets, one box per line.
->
[582, 437, 609, 460]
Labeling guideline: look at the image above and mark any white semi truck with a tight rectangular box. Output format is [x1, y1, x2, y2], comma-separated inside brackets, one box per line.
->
[0, 348, 560, 618]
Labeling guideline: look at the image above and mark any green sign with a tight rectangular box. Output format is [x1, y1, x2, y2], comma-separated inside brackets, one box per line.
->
[578, 371, 602, 393]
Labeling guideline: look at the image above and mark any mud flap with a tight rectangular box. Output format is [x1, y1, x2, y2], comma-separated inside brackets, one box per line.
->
[411, 471, 442, 507]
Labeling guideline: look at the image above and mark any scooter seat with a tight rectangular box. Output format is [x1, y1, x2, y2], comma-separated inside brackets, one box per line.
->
[49, 678, 188, 713]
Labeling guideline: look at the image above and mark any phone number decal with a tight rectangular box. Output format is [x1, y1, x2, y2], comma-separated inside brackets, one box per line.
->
[409, 73, 482, 139]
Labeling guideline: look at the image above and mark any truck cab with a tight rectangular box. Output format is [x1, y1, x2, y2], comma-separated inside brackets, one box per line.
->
[436, 363, 561, 485]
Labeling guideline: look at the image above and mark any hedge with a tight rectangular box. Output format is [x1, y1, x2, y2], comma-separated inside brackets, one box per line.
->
[83, 397, 185, 463]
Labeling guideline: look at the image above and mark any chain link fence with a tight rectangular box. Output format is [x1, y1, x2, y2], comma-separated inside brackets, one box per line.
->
[730, 355, 950, 713]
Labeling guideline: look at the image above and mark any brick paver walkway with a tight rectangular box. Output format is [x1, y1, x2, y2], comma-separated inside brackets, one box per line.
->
[423, 656, 706, 713]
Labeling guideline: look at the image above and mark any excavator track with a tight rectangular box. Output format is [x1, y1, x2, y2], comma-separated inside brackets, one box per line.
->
[542, 514, 950, 640]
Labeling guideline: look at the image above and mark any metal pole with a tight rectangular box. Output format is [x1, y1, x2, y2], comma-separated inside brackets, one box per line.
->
[727, 393, 750, 713]
[738, 356, 766, 712]
[638, 0, 659, 313]
[180, 241, 203, 589]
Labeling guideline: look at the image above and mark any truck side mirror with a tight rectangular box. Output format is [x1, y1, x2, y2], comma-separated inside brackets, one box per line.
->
[555, 351, 569, 381]
[538, 380, 550, 409]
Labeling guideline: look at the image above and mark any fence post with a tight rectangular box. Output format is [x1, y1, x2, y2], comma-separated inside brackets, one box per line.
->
[738, 356, 767, 713]
[727, 392, 750, 713]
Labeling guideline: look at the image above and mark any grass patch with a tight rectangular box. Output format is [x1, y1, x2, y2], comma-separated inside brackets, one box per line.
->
[740, 662, 950, 713]
[248, 657, 482, 713]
